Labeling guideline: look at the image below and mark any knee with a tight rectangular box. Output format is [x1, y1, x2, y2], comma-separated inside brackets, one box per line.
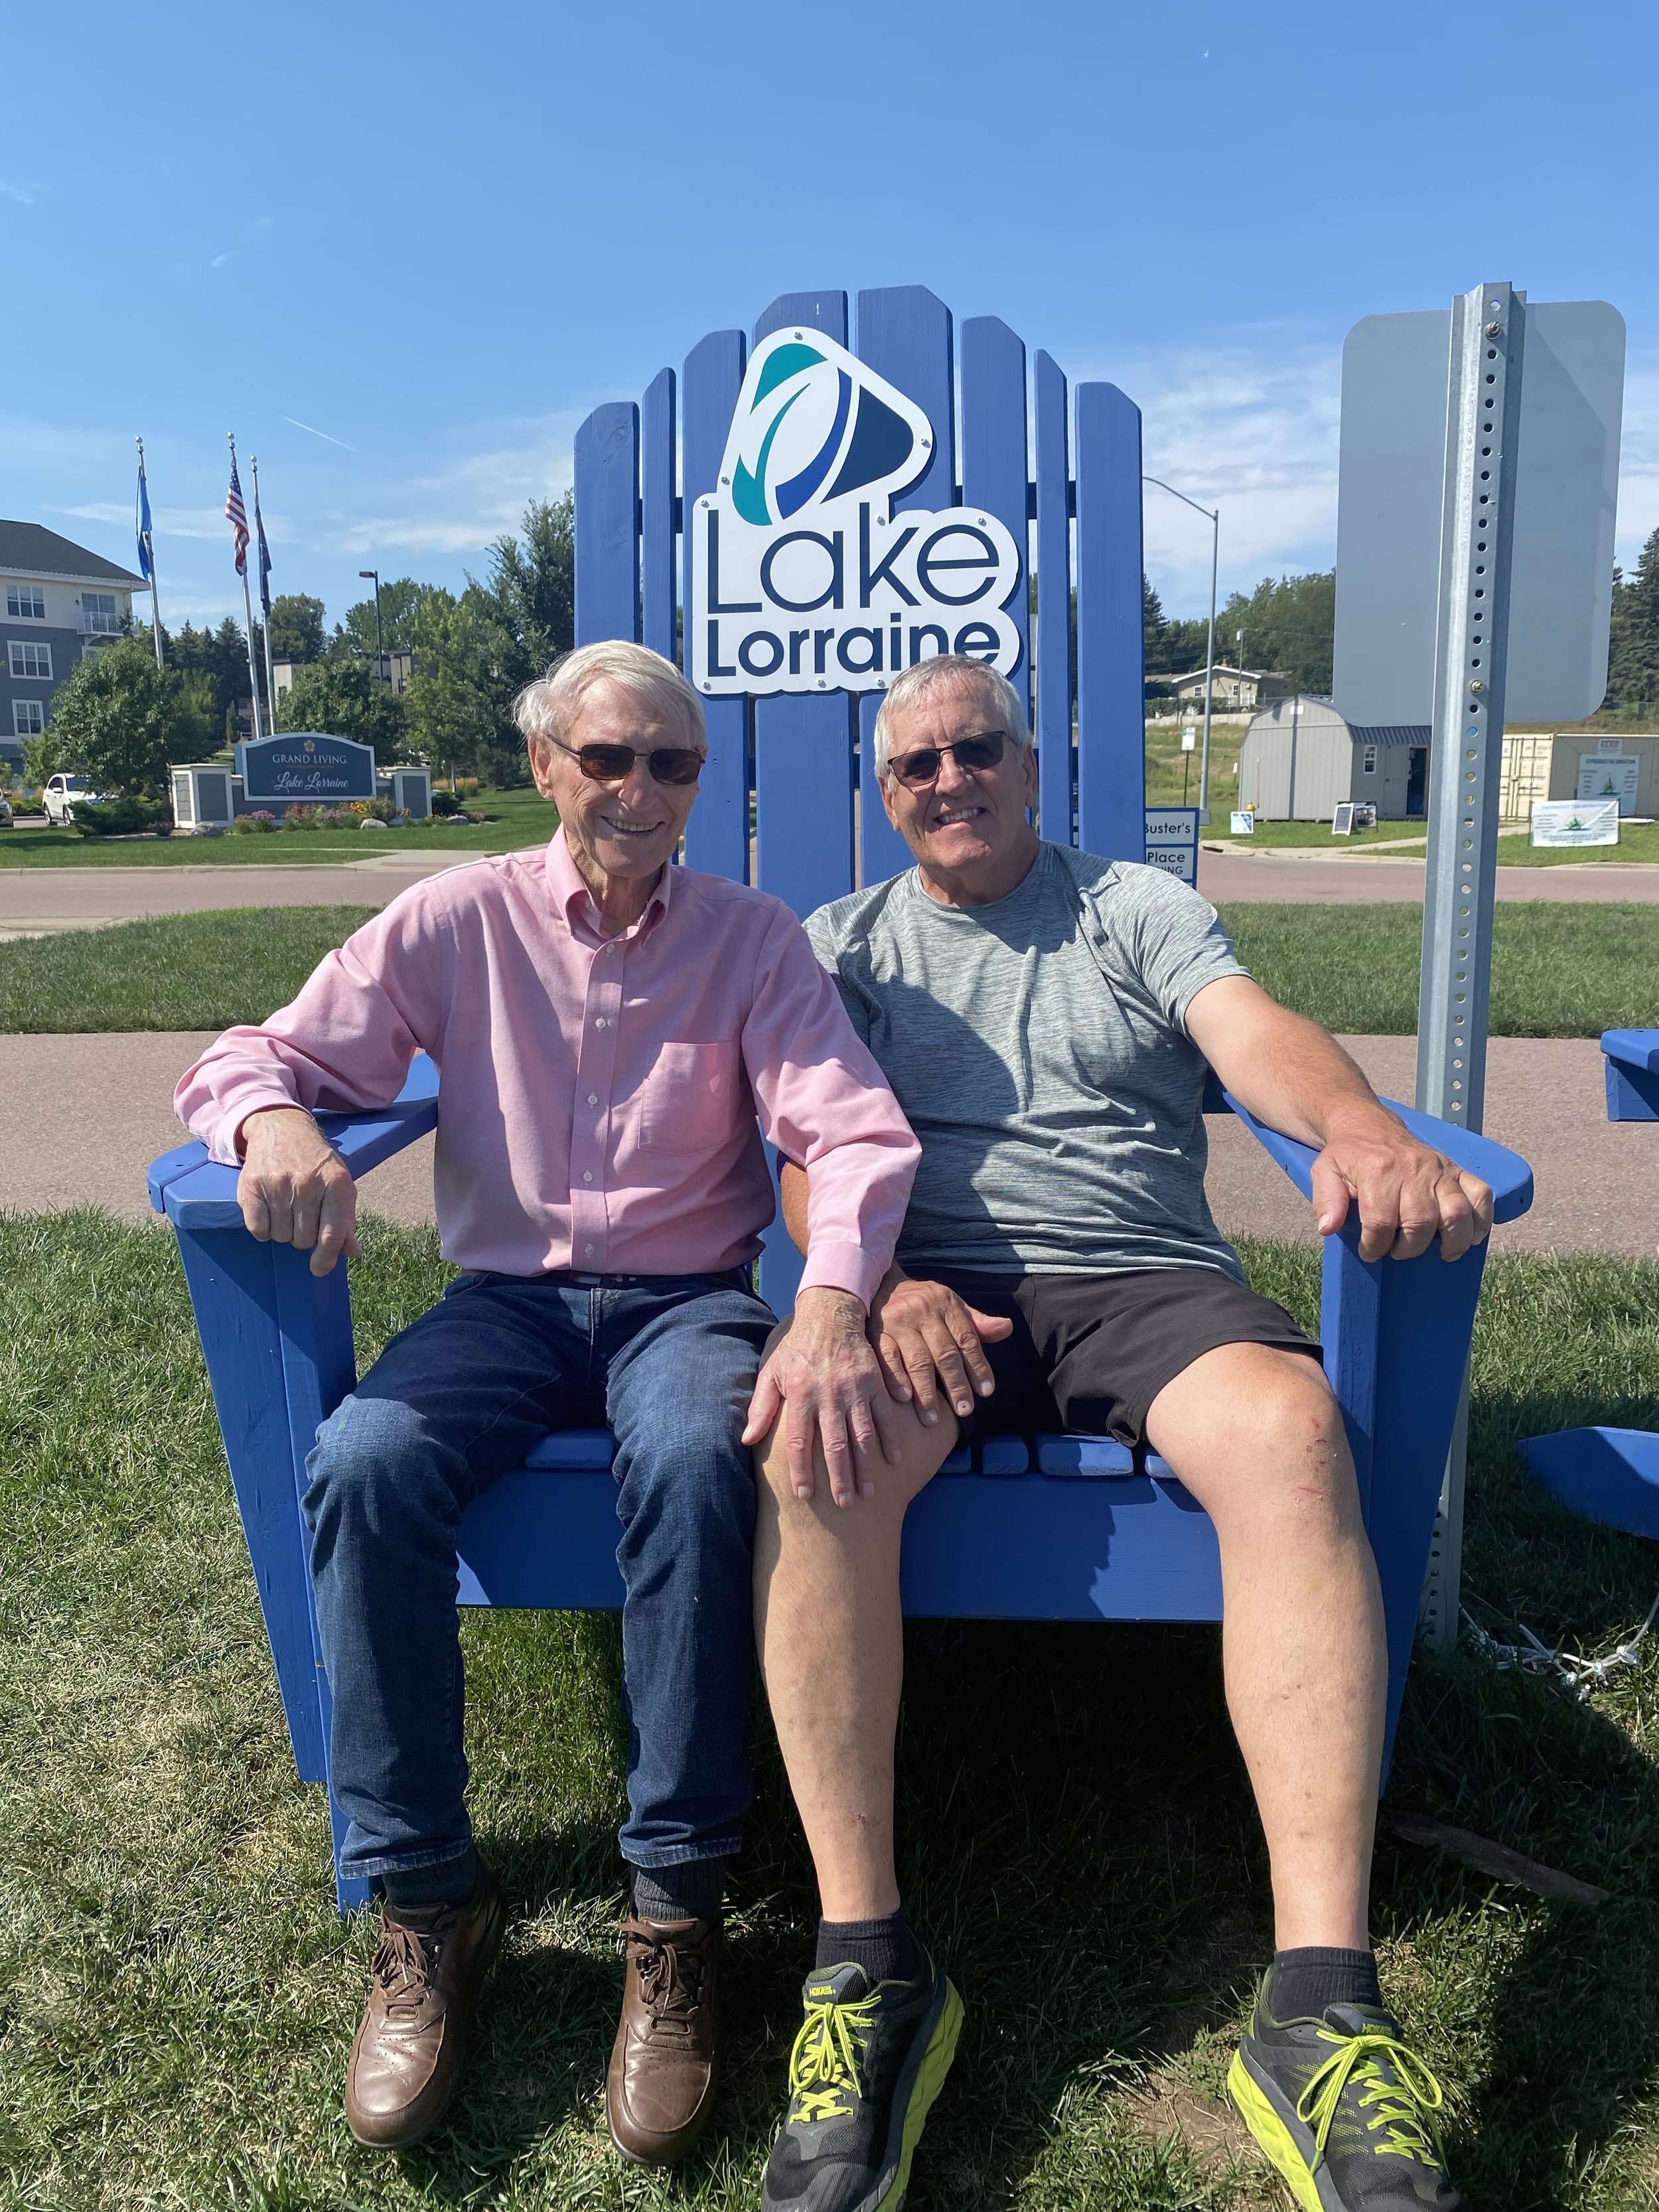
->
[1253, 1360, 1360, 1518]
[304, 1394, 454, 1538]
[617, 1410, 757, 1544]
[752, 1406, 957, 1539]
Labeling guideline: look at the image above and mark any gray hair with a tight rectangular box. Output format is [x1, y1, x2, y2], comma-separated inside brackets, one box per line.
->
[513, 640, 707, 753]
[871, 654, 1032, 774]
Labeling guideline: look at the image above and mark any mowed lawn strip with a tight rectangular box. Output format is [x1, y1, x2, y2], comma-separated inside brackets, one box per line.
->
[1222, 901, 1659, 1037]
[0, 907, 380, 1032]
[3, 1211, 1658, 2209]
[6, 898, 1658, 1037]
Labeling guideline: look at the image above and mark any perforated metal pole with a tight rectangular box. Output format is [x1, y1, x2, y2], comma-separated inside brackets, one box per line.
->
[1415, 282, 1526, 1651]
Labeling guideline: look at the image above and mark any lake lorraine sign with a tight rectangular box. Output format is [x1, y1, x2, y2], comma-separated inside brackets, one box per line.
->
[691, 328, 1023, 696]
[239, 732, 377, 802]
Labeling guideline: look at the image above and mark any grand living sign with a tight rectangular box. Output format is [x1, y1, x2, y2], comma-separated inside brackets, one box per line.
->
[690, 329, 1023, 696]
[238, 732, 377, 802]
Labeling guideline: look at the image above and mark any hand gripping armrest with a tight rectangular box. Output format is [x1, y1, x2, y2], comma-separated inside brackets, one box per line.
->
[1224, 1090, 1534, 1228]
[147, 1053, 440, 1231]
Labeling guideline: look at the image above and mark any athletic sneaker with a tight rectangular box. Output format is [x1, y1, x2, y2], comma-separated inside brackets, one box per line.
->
[760, 1954, 963, 2211]
[1228, 1986, 1463, 2209]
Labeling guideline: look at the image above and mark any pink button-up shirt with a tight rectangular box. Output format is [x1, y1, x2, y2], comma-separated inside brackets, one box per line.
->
[175, 832, 919, 1307]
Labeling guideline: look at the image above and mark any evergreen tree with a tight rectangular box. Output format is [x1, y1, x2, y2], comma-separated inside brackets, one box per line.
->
[1605, 529, 1659, 717]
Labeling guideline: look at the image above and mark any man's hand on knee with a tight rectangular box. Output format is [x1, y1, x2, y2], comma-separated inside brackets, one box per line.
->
[238, 1105, 362, 1276]
[869, 1268, 1011, 1425]
[742, 1288, 903, 1508]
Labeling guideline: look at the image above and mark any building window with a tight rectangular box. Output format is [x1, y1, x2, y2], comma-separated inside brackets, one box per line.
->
[13, 699, 43, 737]
[6, 584, 45, 619]
[1361, 745, 1378, 775]
[9, 641, 52, 680]
[80, 591, 118, 635]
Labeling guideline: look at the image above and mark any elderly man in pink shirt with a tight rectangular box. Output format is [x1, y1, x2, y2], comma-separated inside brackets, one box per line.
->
[175, 641, 918, 2163]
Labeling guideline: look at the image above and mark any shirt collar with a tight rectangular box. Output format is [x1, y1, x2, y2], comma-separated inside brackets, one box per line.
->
[546, 825, 676, 940]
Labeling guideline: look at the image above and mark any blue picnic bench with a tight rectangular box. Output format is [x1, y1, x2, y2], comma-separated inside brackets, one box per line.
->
[1601, 1029, 1659, 1120]
[148, 286, 1535, 1911]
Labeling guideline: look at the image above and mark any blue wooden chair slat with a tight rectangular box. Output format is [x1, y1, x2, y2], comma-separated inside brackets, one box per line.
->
[1033, 349, 1073, 844]
[1601, 1027, 1659, 1120]
[151, 291, 1537, 1911]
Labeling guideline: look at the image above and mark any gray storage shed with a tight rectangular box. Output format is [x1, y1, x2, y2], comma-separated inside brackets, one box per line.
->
[1236, 696, 1430, 822]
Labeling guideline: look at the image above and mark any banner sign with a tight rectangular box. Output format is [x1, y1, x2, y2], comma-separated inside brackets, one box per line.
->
[690, 328, 1023, 697]
[1145, 806, 1200, 883]
[1575, 753, 1640, 816]
[238, 731, 377, 802]
[1532, 798, 1619, 848]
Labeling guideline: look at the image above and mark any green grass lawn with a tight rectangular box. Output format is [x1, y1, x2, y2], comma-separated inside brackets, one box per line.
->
[0, 786, 556, 866]
[1223, 902, 1659, 1037]
[3, 1212, 1658, 2209]
[1144, 719, 1247, 808]
[7, 899, 1655, 1038]
[1206, 820, 1428, 850]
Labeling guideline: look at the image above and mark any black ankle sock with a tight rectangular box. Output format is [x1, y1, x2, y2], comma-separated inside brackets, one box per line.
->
[816, 1908, 919, 1988]
[382, 1844, 477, 1919]
[1269, 1946, 1383, 2020]
[631, 1857, 725, 1925]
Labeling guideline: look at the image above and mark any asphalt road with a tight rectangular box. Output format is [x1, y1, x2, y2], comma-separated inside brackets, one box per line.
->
[8, 1031, 1651, 1260]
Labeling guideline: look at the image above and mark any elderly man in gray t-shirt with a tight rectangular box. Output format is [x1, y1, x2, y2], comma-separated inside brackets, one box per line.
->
[747, 655, 1490, 2212]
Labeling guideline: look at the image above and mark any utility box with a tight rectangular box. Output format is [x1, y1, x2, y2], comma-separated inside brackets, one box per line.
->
[386, 768, 432, 818]
[171, 764, 236, 832]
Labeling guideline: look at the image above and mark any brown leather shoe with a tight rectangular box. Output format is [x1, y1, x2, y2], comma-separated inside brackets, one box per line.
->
[607, 1913, 723, 2164]
[345, 1861, 506, 2148]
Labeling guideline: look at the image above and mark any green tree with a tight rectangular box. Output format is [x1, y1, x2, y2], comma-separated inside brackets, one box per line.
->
[46, 637, 211, 796]
[267, 593, 327, 664]
[404, 586, 514, 788]
[276, 656, 407, 763]
[334, 577, 430, 659]
[21, 728, 65, 790]
[472, 494, 575, 686]
[1605, 528, 1659, 717]
[1216, 571, 1335, 694]
[169, 616, 256, 739]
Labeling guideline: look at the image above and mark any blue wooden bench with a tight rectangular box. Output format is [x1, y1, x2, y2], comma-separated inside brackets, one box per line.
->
[1601, 1029, 1659, 1120]
[148, 285, 1535, 1910]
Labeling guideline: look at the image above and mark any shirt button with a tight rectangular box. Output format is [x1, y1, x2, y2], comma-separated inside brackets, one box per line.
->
[594, 1017, 607, 1030]
[582, 1171, 593, 1183]
[585, 1243, 595, 1257]
[587, 1093, 599, 1107]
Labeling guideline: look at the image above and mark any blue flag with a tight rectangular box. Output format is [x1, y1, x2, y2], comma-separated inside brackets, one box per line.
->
[135, 455, 153, 580]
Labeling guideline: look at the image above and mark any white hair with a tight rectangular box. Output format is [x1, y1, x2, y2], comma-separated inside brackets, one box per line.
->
[513, 640, 706, 752]
[871, 654, 1032, 774]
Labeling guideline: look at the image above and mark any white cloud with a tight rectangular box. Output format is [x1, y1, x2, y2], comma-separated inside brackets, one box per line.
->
[301, 416, 582, 561]
[0, 181, 38, 205]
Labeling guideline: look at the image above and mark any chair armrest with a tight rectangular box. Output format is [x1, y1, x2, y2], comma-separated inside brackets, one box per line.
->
[1224, 1090, 1534, 1226]
[1602, 1028, 1659, 1074]
[148, 1053, 440, 1231]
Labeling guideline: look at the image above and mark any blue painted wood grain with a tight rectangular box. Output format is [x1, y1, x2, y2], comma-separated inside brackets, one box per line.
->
[1074, 382, 1145, 860]
[681, 329, 750, 882]
[1034, 350, 1074, 844]
[1602, 1027, 1659, 1120]
[854, 285, 955, 888]
[641, 368, 677, 662]
[960, 316, 1031, 717]
[573, 402, 640, 648]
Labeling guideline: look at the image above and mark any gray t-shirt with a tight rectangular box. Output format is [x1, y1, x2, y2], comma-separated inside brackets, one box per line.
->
[804, 842, 1249, 1278]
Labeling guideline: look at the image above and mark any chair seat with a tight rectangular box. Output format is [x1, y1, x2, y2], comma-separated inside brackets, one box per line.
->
[515, 1429, 1164, 1480]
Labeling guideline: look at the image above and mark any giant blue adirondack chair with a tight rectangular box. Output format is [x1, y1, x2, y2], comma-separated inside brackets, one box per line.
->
[149, 288, 1533, 1911]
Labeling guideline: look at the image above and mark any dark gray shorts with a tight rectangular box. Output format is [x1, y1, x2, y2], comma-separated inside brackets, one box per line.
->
[912, 1264, 1321, 1449]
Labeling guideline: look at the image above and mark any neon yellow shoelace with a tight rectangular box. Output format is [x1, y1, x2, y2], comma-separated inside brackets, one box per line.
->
[1296, 2028, 1447, 2166]
[786, 1990, 883, 2124]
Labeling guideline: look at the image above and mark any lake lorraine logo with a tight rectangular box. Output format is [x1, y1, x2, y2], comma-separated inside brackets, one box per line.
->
[691, 327, 1023, 698]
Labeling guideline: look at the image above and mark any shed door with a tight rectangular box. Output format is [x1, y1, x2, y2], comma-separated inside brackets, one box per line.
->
[1406, 749, 1427, 817]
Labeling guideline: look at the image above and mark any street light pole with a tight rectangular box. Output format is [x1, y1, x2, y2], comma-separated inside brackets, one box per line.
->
[359, 568, 383, 686]
[1143, 476, 1220, 821]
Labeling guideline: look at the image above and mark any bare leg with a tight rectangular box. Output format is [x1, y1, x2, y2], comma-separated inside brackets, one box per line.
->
[1145, 1341, 1386, 1953]
[753, 1329, 958, 1922]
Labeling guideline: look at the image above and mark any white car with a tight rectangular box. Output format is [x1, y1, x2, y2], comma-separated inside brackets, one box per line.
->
[42, 773, 113, 826]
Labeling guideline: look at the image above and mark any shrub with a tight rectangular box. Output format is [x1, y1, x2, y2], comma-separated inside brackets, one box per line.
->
[68, 796, 174, 838]
[280, 804, 327, 830]
[228, 810, 279, 836]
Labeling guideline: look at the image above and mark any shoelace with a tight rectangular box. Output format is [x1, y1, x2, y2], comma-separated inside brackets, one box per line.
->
[622, 1917, 706, 2035]
[373, 1922, 443, 2016]
[1297, 2028, 1447, 2167]
[786, 1989, 882, 2124]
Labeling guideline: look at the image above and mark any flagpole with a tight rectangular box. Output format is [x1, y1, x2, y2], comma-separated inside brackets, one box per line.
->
[135, 436, 164, 667]
[251, 453, 277, 731]
[228, 433, 264, 742]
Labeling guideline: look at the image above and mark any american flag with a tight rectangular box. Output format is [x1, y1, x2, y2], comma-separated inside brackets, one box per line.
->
[225, 452, 250, 577]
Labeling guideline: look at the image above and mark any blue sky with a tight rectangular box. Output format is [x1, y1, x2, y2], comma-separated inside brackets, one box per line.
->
[4, 0, 1654, 632]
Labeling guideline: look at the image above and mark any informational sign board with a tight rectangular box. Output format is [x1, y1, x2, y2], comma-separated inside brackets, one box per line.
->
[1332, 802, 1356, 836]
[690, 327, 1023, 696]
[1181, 725, 1197, 751]
[1532, 799, 1619, 847]
[1145, 806, 1200, 882]
[238, 731, 377, 802]
[1333, 299, 1625, 725]
[1575, 753, 1640, 815]
[1230, 810, 1255, 835]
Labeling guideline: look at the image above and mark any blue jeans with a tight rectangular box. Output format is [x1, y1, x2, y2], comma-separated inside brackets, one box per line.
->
[302, 1268, 773, 1888]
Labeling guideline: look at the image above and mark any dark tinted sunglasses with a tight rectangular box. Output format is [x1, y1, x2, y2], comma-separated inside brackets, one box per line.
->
[886, 729, 1009, 790]
[551, 737, 704, 787]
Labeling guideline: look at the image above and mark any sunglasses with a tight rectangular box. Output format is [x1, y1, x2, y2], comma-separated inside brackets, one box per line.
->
[886, 730, 1009, 790]
[551, 738, 705, 787]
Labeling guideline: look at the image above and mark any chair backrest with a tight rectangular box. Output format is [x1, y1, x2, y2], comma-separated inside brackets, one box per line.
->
[572, 284, 1151, 1305]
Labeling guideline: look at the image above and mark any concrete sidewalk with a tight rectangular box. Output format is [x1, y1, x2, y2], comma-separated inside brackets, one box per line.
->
[6, 1031, 1652, 1260]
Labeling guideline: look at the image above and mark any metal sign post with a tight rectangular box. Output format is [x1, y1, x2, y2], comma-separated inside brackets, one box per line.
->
[1414, 282, 1526, 1649]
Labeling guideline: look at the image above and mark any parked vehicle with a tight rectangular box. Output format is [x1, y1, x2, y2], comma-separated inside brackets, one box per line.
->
[42, 774, 113, 826]
[0, 794, 13, 827]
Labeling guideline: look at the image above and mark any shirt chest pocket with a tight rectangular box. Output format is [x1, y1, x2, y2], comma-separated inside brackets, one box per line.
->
[640, 1041, 742, 1149]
